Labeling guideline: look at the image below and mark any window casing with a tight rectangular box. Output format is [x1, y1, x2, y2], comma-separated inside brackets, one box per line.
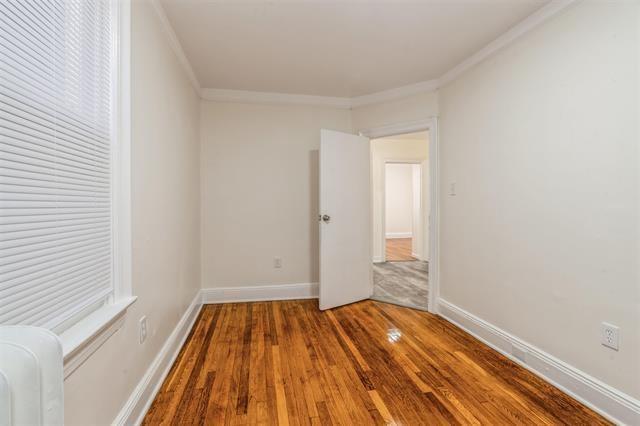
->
[0, 0, 130, 335]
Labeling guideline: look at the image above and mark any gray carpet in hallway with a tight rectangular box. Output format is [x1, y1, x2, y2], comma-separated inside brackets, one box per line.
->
[372, 261, 428, 310]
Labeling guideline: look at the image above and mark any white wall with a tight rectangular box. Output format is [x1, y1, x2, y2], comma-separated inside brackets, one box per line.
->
[385, 163, 414, 238]
[439, 0, 639, 400]
[411, 164, 422, 257]
[371, 138, 428, 261]
[351, 91, 439, 132]
[63, 2, 202, 424]
[200, 101, 351, 288]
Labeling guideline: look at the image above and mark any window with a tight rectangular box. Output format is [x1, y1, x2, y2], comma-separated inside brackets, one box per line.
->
[0, 0, 129, 335]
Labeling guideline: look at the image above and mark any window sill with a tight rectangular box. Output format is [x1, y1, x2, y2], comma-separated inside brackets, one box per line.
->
[59, 296, 137, 379]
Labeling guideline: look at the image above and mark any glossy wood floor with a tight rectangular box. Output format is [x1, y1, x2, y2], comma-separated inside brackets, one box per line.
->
[143, 300, 609, 425]
[385, 238, 416, 262]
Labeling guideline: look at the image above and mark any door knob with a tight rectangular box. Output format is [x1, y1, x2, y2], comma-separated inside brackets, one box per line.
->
[322, 214, 331, 223]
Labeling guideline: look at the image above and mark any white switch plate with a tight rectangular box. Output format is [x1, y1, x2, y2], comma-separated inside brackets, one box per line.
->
[274, 257, 282, 268]
[139, 316, 147, 344]
[449, 181, 457, 196]
[601, 322, 619, 351]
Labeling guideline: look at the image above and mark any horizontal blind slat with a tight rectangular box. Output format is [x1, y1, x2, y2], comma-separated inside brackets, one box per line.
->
[0, 247, 112, 297]
[0, 207, 110, 217]
[0, 212, 110, 227]
[0, 32, 112, 113]
[0, 215, 110, 235]
[0, 225, 110, 252]
[15, 285, 112, 329]
[0, 266, 111, 321]
[0, 229, 110, 262]
[0, 183, 109, 199]
[0, 160, 111, 187]
[0, 98, 110, 153]
[0, 3, 113, 101]
[0, 154, 110, 183]
[0, 241, 111, 283]
[0, 0, 114, 331]
[0, 123, 110, 167]
[1, 141, 110, 175]
[0, 174, 109, 192]
[0, 255, 110, 302]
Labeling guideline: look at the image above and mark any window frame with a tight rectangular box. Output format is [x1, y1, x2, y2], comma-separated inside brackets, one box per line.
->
[111, 0, 132, 303]
[58, 0, 135, 378]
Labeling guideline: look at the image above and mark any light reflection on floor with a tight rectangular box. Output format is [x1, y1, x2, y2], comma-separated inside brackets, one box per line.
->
[387, 328, 402, 343]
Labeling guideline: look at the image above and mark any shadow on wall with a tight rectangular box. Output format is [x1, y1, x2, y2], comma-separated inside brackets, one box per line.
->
[309, 149, 319, 282]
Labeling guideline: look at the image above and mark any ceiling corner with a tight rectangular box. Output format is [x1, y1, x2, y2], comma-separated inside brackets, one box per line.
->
[149, 0, 202, 95]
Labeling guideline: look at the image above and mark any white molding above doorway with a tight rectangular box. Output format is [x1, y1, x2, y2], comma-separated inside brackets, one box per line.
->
[386, 232, 413, 239]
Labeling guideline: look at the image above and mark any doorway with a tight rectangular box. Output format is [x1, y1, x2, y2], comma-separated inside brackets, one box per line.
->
[384, 162, 421, 262]
[318, 119, 439, 314]
[370, 132, 430, 310]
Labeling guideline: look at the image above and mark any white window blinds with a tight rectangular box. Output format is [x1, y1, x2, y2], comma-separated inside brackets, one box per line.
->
[0, 0, 115, 332]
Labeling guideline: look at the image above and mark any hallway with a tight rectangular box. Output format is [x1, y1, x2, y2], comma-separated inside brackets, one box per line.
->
[372, 261, 428, 310]
[385, 238, 416, 261]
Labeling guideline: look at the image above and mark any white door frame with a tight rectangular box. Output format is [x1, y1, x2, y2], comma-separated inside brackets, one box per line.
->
[359, 118, 440, 314]
[380, 160, 423, 263]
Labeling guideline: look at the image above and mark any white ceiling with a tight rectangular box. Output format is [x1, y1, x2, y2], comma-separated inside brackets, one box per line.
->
[160, 0, 548, 98]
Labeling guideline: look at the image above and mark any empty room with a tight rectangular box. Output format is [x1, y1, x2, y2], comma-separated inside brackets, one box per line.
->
[0, 1, 638, 425]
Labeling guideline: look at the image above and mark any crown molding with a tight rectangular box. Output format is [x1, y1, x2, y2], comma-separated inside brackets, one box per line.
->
[149, 0, 202, 95]
[162, 0, 576, 108]
[438, 0, 576, 87]
[200, 80, 439, 110]
[350, 79, 440, 108]
[200, 88, 352, 109]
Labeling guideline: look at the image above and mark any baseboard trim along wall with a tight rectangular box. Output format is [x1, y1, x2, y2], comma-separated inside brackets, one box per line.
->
[113, 292, 203, 426]
[386, 232, 412, 239]
[437, 299, 640, 425]
[202, 282, 319, 304]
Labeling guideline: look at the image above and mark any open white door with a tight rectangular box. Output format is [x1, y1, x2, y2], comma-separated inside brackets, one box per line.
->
[319, 129, 371, 310]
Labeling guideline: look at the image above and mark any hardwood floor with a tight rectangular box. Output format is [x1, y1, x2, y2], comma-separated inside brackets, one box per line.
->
[385, 238, 415, 262]
[143, 300, 609, 425]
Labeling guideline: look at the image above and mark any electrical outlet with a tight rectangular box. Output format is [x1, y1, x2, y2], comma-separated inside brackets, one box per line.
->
[601, 322, 619, 351]
[274, 257, 282, 269]
[449, 181, 457, 196]
[139, 316, 147, 344]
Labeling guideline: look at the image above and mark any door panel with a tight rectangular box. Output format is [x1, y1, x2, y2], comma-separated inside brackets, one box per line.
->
[319, 129, 371, 310]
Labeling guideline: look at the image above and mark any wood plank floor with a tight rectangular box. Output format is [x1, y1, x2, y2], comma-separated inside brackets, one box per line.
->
[385, 238, 416, 262]
[143, 300, 610, 425]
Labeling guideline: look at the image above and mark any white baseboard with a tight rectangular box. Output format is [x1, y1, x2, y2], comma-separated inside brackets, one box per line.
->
[113, 292, 202, 426]
[438, 299, 640, 425]
[202, 282, 318, 304]
[372, 256, 384, 263]
[386, 232, 412, 239]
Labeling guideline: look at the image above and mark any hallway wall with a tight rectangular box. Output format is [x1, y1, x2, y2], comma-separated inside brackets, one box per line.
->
[385, 163, 414, 238]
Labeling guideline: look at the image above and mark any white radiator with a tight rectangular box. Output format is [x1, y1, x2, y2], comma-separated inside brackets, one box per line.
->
[0, 326, 64, 426]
